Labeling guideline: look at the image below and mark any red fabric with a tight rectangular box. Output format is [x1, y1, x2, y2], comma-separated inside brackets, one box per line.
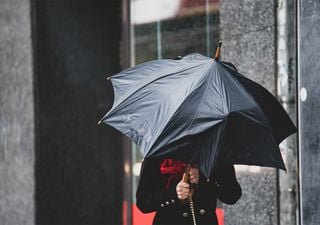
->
[160, 158, 188, 189]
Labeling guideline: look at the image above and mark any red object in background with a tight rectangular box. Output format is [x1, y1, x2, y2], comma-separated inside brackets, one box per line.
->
[130, 203, 224, 225]
[132, 204, 155, 225]
[216, 208, 224, 225]
[123, 201, 128, 225]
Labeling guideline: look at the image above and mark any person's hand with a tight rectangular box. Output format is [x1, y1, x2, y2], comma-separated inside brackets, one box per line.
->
[189, 167, 199, 184]
[176, 173, 191, 200]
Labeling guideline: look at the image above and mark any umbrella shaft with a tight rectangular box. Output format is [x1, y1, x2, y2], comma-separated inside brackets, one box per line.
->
[189, 196, 197, 225]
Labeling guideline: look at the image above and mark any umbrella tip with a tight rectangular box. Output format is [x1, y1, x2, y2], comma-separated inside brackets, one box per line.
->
[214, 41, 222, 61]
[106, 76, 111, 80]
[97, 120, 102, 125]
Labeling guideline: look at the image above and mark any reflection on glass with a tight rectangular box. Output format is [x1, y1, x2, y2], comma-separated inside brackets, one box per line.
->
[131, 0, 181, 24]
[131, 0, 220, 64]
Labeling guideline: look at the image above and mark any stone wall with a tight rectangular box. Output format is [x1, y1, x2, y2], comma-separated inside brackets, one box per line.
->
[220, 0, 278, 224]
[0, 0, 35, 224]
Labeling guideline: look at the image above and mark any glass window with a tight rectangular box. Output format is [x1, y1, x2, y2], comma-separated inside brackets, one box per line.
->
[131, 0, 219, 63]
[128, 0, 220, 224]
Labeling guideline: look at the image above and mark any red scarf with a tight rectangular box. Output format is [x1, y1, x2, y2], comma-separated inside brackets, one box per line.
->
[160, 158, 189, 189]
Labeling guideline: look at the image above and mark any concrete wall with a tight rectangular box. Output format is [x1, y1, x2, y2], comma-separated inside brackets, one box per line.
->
[0, 0, 124, 224]
[0, 0, 35, 224]
[220, 1, 278, 224]
[298, 0, 320, 224]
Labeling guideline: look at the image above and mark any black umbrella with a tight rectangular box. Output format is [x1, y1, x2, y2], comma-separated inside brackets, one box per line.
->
[99, 48, 296, 178]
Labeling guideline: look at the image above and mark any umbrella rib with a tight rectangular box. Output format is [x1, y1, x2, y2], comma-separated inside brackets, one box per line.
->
[184, 63, 215, 136]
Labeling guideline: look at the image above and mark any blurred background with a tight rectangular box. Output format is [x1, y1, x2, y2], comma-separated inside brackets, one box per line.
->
[0, 0, 319, 225]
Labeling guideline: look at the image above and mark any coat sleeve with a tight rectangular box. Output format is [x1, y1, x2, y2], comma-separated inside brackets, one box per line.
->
[136, 158, 180, 213]
[214, 165, 242, 205]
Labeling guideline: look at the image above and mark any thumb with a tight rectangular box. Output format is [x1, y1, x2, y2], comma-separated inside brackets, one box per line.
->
[182, 172, 189, 183]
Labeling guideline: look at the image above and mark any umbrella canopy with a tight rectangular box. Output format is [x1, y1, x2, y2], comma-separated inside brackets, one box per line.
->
[100, 53, 296, 178]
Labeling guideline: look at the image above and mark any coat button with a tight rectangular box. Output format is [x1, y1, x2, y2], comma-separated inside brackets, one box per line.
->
[182, 212, 188, 217]
[165, 201, 169, 205]
[160, 204, 164, 207]
[171, 199, 175, 203]
[200, 209, 206, 215]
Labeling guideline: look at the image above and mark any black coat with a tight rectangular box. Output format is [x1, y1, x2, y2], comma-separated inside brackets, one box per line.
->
[136, 157, 242, 225]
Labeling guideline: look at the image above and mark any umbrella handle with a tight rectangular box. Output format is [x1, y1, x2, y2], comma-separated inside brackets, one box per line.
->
[182, 165, 194, 197]
[183, 165, 197, 225]
[183, 165, 191, 183]
[214, 41, 222, 61]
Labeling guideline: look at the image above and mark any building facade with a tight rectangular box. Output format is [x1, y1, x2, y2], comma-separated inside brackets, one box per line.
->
[0, 0, 319, 225]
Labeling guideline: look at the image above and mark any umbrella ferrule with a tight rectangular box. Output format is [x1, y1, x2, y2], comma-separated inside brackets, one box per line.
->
[214, 41, 222, 61]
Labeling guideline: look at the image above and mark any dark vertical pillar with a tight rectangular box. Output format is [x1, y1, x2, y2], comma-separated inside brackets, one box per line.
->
[34, 0, 123, 224]
[298, 0, 320, 224]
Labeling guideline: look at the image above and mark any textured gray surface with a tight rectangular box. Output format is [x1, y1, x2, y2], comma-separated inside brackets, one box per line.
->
[299, 0, 320, 224]
[220, 0, 276, 93]
[220, 0, 278, 224]
[224, 169, 278, 225]
[0, 0, 34, 225]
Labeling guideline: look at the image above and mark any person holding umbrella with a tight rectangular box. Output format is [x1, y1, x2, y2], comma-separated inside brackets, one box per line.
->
[99, 42, 296, 224]
[136, 156, 242, 225]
